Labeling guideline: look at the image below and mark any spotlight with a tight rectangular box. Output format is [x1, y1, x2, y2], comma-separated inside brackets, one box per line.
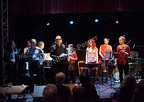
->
[70, 20, 74, 24]
[115, 20, 119, 24]
[47, 23, 50, 26]
[95, 19, 99, 23]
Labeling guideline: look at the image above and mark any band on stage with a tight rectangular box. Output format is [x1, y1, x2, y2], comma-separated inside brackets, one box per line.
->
[3, 35, 132, 91]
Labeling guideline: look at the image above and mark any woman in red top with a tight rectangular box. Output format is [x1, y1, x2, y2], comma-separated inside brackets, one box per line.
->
[99, 38, 112, 60]
[117, 35, 130, 84]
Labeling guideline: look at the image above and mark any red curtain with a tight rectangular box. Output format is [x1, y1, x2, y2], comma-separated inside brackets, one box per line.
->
[8, 0, 144, 15]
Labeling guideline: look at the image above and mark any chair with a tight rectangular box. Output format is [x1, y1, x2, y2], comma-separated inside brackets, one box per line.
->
[78, 60, 87, 75]
[0, 93, 6, 102]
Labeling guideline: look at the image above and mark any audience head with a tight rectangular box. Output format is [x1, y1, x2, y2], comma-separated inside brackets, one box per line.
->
[38, 41, 45, 50]
[79, 72, 91, 86]
[72, 85, 86, 101]
[137, 79, 144, 92]
[121, 75, 137, 90]
[42, 84, 57, 102]
[55, 72, 65, 85]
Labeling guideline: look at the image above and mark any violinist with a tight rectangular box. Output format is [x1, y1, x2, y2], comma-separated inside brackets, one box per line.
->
[66, 44, 78, 83]
[117, 35, 130, 84]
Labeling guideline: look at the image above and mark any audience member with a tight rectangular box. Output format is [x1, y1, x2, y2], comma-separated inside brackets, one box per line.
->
[55, 72, 71, 96]
[113, 75, 137, 102]
[131, 79, 144, 102]
[72, 85, 86, 102]
[79, 72, 100, 102]
[42, 84, 57, 102]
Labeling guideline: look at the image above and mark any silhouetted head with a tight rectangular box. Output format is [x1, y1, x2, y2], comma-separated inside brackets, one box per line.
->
[42, 84, 57, 102]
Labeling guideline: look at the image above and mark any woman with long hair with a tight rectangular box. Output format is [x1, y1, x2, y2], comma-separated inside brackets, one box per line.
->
[4, 40, 18, 85]
[85, 39, 99, 78]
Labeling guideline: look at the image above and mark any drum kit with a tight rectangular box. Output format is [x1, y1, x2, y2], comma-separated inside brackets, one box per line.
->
[128, 51, 144, 80]
[100, 50, 144, 83]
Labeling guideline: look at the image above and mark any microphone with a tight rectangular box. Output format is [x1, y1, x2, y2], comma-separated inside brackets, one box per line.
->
[18, 48, 21, 53]
[133, 44, 135, 49]
[113, 44, 116, 47]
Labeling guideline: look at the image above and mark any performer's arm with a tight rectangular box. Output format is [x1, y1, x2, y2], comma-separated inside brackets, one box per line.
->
[50, 46, 57, 59]
[70, 52, 78, 61]
[24, 48, 27, 54]
[25, 48, 30, 54]
[85, 51, 88, 64]
[99, 45, 103, 58]
[125, 45, 130, 56]
[96, 48, 98, 63]
[116, 46, 121, 53]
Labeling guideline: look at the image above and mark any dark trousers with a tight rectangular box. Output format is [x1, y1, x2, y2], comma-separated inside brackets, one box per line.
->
[118, 62, 129, 84]
[51, 60, 67, 84]
[29, 61, 46, 93]
[68, 70, 75, 83]
[5, 61, 18, 85]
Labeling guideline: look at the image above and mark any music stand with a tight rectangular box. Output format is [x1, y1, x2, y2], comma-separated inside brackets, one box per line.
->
[84, 63, 101, 83]
[101, 52, 117, 93]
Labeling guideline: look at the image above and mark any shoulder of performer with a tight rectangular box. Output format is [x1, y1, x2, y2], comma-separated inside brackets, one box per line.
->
[117, 45, 121, 48]
[95, 47, 98, 50]
[108, 45, 112, 47]
[126, 44, 130, 47]
[36, 46, 41, 49]
[100, 44, 104, 48]
[36, 46, 43, 52]
[86, 47, 89, 50]
[61, 44, 66, 48]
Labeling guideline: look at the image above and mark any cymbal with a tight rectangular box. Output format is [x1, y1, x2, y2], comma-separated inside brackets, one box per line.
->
[128, 57, 137, 59]
[128, 62, 139, 65]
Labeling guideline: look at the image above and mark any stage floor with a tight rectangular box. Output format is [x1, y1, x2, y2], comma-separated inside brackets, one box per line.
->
[9, 80, 121, 102]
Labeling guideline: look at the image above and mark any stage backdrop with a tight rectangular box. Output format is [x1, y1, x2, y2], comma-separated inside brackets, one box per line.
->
[9, 0, 144, 15]
[8, 0, 144, 59]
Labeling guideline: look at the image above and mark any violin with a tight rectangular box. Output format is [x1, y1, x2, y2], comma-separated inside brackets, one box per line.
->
[118, 39, 131, 65]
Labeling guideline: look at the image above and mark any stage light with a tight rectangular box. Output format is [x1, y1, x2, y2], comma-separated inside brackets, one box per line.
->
[115, 20, 119, 24]
[95, 19, 99, 23]
[47, 23, 50, 26]
[70, 20, 74, 24]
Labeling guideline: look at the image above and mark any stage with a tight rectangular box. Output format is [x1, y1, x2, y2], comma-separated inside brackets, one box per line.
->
[8, 81, 121, 102]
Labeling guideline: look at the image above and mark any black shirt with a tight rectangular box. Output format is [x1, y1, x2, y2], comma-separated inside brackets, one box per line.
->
[56, 85, 71, 96]
[50, 44, 66, 59]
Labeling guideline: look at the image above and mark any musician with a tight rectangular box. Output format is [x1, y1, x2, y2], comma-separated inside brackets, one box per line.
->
[38, 41, 45, 51]
[99, 38, 113, 83]
[99, 38, 112, 59]
[66, 44, 78, 83]
[24, 40, 31, 53]
[50, 35, 67, 80]
[85, 39, 98, 78]
[37, 41, 47, 85]
[4, 41, 19, 85]
[25, 39, 45, 93]
[117, 35, 130, 84]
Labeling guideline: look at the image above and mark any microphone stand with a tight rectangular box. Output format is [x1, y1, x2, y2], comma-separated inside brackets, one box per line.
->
[46, 42, 56, 52]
